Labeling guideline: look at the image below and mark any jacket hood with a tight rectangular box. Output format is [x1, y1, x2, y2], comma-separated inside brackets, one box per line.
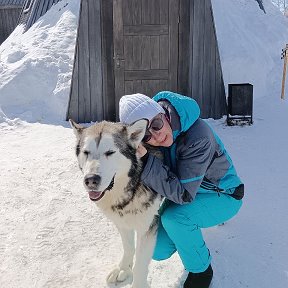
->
[153, 91, 200, 136]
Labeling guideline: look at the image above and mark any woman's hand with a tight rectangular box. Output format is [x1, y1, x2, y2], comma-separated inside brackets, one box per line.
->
[136, 143, 147, 158]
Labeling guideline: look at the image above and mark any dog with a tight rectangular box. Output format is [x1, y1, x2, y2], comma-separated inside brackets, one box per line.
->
[70, 119, 163, 288]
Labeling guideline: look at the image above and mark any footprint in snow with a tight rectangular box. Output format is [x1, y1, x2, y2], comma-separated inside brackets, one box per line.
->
[7, 51, 27, 63]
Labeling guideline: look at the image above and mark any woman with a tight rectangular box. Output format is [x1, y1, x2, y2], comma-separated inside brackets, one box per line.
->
[119, 91, 244, 288]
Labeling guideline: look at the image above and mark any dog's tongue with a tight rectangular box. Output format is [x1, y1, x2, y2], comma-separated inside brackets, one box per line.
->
[88, 191, 102, 201]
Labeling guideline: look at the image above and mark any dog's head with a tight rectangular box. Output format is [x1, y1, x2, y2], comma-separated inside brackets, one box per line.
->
[69, 119, 148, 202]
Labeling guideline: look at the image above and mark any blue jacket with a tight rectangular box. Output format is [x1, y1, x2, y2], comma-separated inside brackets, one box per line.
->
[141, 91, 244, 204]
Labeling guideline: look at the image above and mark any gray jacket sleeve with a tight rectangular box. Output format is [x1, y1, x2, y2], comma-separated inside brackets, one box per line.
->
[140, 137, 215, 204]
[141, 154, 191, 204]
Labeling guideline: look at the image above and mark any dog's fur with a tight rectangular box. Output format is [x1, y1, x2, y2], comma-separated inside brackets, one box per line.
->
[70, 119, 163, 288]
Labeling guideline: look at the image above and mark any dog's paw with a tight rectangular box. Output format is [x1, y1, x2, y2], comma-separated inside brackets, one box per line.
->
[106, 267, 133, 283]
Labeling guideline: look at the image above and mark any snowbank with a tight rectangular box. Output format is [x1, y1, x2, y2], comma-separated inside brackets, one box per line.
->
[212, 0, 288, 100]
[0, 1, 80, 123]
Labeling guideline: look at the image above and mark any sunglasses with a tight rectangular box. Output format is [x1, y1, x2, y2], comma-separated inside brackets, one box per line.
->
[142, 114, 165, 143]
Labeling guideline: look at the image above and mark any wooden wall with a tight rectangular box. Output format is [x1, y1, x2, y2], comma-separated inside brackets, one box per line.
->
[18, 0, 61, 30]
[0, 4, 23, 44]
[67, 0, 103, 123]
[177, 0, 226, 119]
[188, 0, 226, 119]
[67, 0, 227, 122]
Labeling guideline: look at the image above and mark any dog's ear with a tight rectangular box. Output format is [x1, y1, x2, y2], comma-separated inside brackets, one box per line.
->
[69, 119, 85, 139]
[126, 119, 148, 148]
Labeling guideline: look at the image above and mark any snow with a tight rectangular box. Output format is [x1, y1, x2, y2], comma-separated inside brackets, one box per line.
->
[0, 0, 79, 123]
[0, 0, 288, 287]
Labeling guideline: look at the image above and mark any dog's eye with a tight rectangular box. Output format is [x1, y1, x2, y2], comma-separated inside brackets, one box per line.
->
[83, 150, 90, 156]
[105, 150, 115, 157]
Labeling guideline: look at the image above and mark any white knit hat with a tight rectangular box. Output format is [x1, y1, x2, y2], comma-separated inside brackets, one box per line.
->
[119, 93, 165, 124]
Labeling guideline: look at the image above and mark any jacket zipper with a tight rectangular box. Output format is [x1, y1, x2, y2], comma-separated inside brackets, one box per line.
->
[200, 178, 225, 194]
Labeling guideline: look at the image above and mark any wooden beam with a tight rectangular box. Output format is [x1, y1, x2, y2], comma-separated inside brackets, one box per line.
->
[281, 44, 288, 100]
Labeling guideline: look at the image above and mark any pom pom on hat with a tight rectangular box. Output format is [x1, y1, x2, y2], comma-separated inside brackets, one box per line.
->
[119, 93, 165, 124]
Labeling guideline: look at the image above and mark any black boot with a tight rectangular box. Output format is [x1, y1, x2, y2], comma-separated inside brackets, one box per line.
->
[183, 265, 213, 288]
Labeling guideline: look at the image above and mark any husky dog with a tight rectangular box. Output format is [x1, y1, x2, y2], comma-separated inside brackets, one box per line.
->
[70, 119, 163, 288]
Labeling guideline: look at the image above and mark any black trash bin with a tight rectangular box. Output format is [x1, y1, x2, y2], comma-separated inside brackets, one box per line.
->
[227, 83, 253, 126]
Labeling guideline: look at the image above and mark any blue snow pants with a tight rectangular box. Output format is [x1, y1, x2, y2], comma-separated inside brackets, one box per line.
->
[152, 192, 242, 272]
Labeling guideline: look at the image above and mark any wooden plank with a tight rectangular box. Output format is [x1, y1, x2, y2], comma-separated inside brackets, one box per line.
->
[159, 0, 168, 24]
[141, 79, 165, 97]
[101, 0, 116, 121]
[0, 11, 3, 43]
[0, 4, 22, 9]
[178, 0, 190, 95]
[188, 0, 194, 97]
[150, 35, 159, 69]
[141, 0, 149, 25]
[113, 0, 125, 119]
[4, 8, 12, 36]
[18, 0, 31, 26]
[125, 69, 168, 80]
[67, 42, 79, 122]
[132, 0, 141, 25]
[24, 0, 58, 30]
[6, 8, 13, 32]
[0, 10, 6, 42]
[141, 35, 150, 70]
[158, 79, 168, 93]
[89, 0, 103, 121]
[78, 0, 90, 122]
[49, 1, 58, 12]
[159, 34, 168, 69]
[208, 0, 216, 117]
[0, 6, 21, 44]
[2, 9, 8, 39]
[133, 80, 142, 94]
[26, 0, 40, 30]
[6, 8, 13, 38]
[40, 0, 49, 17]
[168, 0, 179, 92]
[202, 0, 212, 118]
[47, 0, 55, 10]
[141, 80, 152, 96]
[124, 36, 133, 69]
[33, 0, 45, 25]
[145, 80, 162, 96]
[122, 0, 132, 25]
[124, 24, 168, 36]
[124, 80, 134, 95]
[215, 47, 226, 119]
[191, 0, 205, 111]
[0, 10, 6, 44]
[47, 0, 57, 13]
[211, 1, 226, 119]
[150, 0, 159, 25]
[132, 35, 142, 69]
[13, 8, 21, 24]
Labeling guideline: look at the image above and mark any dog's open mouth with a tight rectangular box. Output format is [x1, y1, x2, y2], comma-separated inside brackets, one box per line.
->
[88, 191, 104, 201]
[88, 175, 115, 202]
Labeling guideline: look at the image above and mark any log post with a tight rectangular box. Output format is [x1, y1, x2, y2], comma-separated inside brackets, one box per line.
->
[281, 44, 288, 100]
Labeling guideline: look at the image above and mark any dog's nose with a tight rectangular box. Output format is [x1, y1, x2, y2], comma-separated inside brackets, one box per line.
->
[84, 174, 101, 187]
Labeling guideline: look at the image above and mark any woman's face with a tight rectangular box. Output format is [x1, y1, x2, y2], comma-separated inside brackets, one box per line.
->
[145, 113, 173, 147]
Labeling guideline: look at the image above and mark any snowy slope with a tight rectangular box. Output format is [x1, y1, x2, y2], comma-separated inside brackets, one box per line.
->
[0, 0, 80, 123]
[212, 0, 288, 100]
[0, 0, 288, 287]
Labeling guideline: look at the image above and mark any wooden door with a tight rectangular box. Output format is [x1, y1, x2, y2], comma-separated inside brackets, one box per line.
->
[113, 0, 179, 117]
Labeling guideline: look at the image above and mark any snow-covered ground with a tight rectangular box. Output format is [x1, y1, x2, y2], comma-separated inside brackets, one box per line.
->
[0, 0, 288, 287]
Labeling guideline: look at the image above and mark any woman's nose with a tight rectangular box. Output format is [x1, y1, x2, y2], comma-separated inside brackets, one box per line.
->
[150, 129, 161, 139]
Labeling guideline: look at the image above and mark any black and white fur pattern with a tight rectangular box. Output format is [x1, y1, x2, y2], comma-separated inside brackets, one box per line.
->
[70, 119, 163, 288]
